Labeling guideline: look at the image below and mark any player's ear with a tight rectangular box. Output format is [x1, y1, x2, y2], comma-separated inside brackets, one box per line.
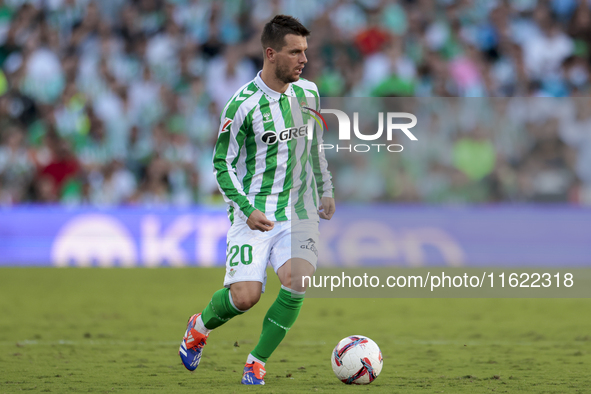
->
[265, 47, 275, 63]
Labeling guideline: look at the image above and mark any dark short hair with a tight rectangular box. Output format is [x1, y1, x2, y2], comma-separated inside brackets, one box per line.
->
[261, 15, 310, 51]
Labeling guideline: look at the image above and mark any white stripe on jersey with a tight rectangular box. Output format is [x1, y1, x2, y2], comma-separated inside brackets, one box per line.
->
[267, 96, 290, 217]
[244, 105, 270, 197]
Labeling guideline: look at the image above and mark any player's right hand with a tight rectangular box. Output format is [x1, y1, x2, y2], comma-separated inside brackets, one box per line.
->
[247, 209, 274, 232]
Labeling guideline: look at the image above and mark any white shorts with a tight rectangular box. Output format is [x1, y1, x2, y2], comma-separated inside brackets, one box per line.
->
[222, 216, 320, 293]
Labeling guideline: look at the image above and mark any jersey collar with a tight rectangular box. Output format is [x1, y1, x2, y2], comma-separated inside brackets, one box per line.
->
[254, 70, 293, 101]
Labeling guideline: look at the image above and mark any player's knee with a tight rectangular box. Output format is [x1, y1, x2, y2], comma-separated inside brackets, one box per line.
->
[291, 275, 309, 293]
[230, 282, 262, 310]
[285, 261, 316, 292]
[279, 269, 293, 287]
[233, 293, 260, 310]
[231, 289, 261, 310]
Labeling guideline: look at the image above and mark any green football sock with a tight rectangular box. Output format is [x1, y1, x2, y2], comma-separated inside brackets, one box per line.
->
[201, 288, 245, 330]
[251, 287, 304, 363]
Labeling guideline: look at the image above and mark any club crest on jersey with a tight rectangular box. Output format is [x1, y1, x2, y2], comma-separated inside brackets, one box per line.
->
[260, 125, 309, 145]
[220, 118, 232, 133]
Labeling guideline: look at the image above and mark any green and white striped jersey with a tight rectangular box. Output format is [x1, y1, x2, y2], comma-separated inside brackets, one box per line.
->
[213, 71, 334, 223]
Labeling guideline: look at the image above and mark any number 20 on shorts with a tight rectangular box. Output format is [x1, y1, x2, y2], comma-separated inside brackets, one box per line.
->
[227, 244, 253, 266]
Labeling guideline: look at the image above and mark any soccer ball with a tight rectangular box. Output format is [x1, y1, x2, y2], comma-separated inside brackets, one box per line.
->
[331, 335, 383, 385]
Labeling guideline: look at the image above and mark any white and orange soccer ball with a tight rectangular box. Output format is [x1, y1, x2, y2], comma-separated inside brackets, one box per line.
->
[331, 335, 383, 385]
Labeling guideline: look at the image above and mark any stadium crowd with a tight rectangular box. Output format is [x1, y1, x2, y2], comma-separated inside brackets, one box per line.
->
[0, 0, 590, 205]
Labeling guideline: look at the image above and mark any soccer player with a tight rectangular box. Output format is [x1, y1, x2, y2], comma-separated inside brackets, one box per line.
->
[178, 15, 335, 385]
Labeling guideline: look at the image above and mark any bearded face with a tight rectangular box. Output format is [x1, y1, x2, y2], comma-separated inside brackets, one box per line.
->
[275, 58, 299, 84]
[271, 34, 307, 84]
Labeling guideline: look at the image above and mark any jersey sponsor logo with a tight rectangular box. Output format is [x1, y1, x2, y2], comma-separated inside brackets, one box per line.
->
[261, 131, 278, 145]
[260, 125, 309, 145]
[220, 118, 232, 133]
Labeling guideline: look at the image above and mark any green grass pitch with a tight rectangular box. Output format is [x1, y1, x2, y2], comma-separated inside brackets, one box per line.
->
[1, 268, 591, 393]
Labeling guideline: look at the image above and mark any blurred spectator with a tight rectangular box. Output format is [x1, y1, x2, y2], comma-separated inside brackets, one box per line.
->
[0, 0, 588, 206]
[37, 136, 79, 201]
[89, 159, 136, 205]
[0, 125, 33, 203]
[452, 128, 496, 181]
[206, 45, 255, 111]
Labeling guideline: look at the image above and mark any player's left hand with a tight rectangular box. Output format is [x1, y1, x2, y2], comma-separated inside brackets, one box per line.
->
[318, 197, 335, 220]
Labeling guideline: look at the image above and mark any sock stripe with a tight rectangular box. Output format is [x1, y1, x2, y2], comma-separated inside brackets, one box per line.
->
[267, 317, 291, 331]
[280, 284, 306, 296]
